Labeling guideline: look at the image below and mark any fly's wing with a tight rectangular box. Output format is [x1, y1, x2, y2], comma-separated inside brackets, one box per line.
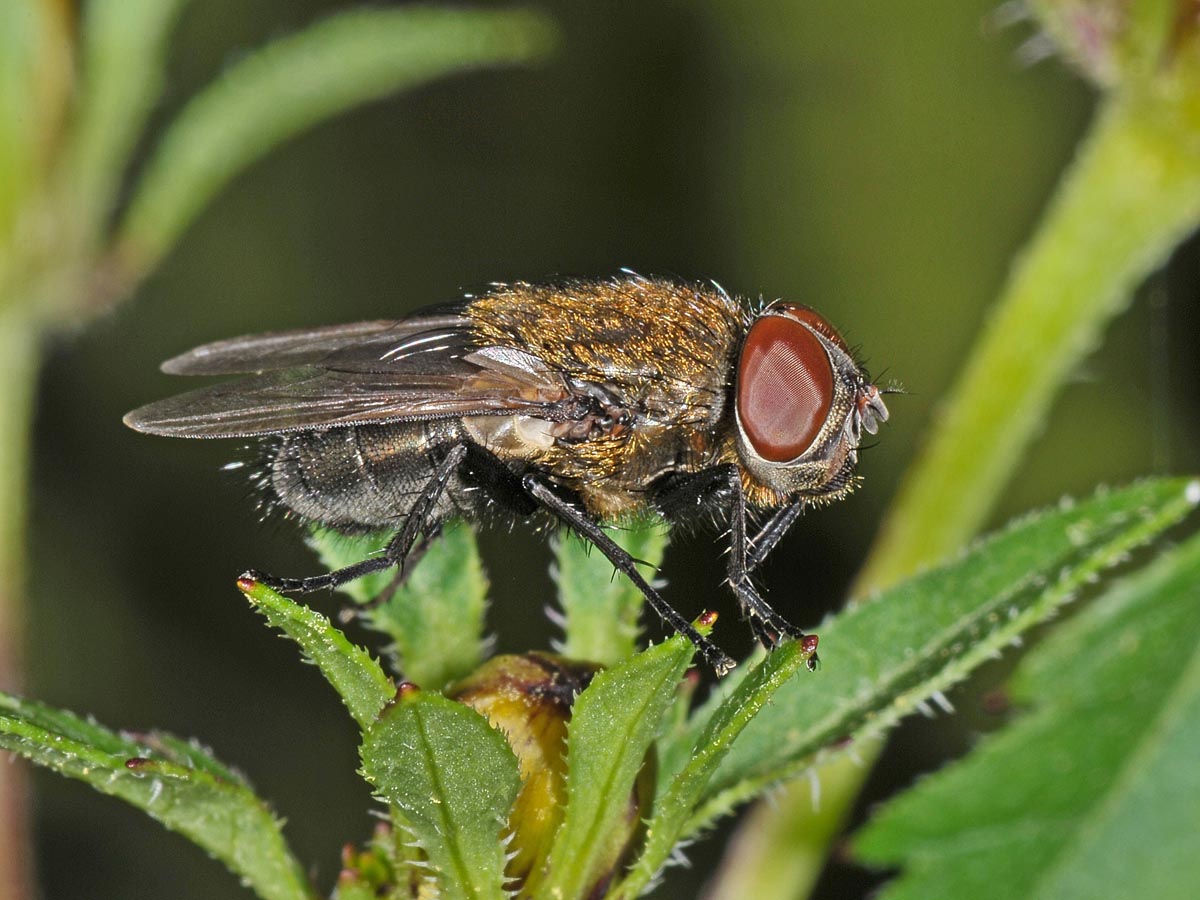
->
[125, 312, 571, 438]
[159, 310, 472, 375]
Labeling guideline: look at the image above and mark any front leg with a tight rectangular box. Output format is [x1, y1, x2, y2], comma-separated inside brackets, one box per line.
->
[724, 468, 820, 669]
[747, 500, 804, 573]
[649, 467, 802, 572]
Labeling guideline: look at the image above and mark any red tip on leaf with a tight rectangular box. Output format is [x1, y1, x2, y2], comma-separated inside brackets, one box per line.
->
[397, 681, 420, 699]
[696, 610, 719, 628]
[800, 633, 819, 655]
[125, 757, 152, 770]
[236, 574, 258, 593]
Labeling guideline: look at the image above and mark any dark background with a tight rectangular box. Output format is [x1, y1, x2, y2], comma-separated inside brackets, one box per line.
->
[26, 1, 1200, 897]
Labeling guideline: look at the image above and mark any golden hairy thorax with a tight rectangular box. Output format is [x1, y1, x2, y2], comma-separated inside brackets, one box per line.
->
[464, 277, 775, 517]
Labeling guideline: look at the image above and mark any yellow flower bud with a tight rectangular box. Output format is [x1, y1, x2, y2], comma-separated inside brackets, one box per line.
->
[450, 653, 653, 897]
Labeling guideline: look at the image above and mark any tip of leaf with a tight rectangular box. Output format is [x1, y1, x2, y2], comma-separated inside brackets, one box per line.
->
[695, 610, 718, 631]
[236, 573, 259, 594]
[396, 681, 421, 700]
[796, 633, 821, 671]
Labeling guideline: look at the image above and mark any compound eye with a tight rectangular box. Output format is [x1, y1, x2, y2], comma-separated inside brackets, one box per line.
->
[737, 314, 834, 462]
[777, 305, 849, 354]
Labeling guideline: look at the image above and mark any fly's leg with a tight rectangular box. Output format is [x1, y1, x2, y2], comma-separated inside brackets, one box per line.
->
[247, 444, 467, 594]
[522, 474, 737, 676]
[373, 524, 443, 605]
[746, 500, 804, 573]
[337, 524, 444, 623]
[724, 469, 820, 670]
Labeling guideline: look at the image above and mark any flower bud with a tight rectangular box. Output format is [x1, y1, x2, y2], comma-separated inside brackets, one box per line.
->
[337, 822, 396, 896]
[1028, 0, 1200, 89]
[449, 652, 653, 897]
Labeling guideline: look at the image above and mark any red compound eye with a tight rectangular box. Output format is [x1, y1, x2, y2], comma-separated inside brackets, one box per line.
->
[737, 312, 835, 462]
[778, 305, 849, 353]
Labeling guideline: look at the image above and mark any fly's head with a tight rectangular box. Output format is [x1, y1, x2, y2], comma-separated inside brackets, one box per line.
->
[734, 303, 889, 502]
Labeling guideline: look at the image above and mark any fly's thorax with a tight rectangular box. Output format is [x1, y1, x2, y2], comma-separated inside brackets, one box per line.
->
[465, 276, 743, 394]
[460, 277, 747, 522]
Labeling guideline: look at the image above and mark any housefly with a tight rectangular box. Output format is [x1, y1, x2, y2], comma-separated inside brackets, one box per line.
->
[125, 274, 889, 675]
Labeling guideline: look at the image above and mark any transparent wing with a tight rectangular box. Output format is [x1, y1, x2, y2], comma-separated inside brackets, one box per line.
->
[159, 307, 471, 375]
[126, 311, 572, 438]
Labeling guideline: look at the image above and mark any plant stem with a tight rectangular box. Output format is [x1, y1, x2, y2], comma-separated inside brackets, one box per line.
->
[859, 91, 1200, 593]
[0, 305, 38, 900]
[711, 89, 1200, 900]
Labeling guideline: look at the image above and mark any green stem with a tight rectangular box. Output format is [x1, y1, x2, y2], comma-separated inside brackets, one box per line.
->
[711, 89, 1200, 899]
[0, 306, 39, 900]
[859, 91, 1200, 593]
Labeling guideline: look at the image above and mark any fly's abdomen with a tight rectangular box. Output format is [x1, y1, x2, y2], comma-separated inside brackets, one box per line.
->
[270, 423, 442, 531]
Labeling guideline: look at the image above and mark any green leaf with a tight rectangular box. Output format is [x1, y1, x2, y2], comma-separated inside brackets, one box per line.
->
[0, 693, 313, 900]
[0, 0, 71, 239]
[612, 640, 810, 900]
[0, 0, 38, 232]
[65, 0, 190, 238]
[138, 730, 250, 786]
[856, 526, 1200, 900]
[686, 478, 1200, 831]
[656, 647, 760, 785]
[553, 523, 667, 665]
[239, 576, 394, 729]
[116, 5, 558, 274]
[309, 522, 489, 691]
[360, 687, 521, 900]
[536, 632, 698, 900]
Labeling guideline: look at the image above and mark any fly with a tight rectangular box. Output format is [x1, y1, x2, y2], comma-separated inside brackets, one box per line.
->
[125, 274, 890, 675]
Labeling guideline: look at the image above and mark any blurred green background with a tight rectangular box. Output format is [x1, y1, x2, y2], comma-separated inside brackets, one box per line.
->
[21, 1, 1200, 897]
